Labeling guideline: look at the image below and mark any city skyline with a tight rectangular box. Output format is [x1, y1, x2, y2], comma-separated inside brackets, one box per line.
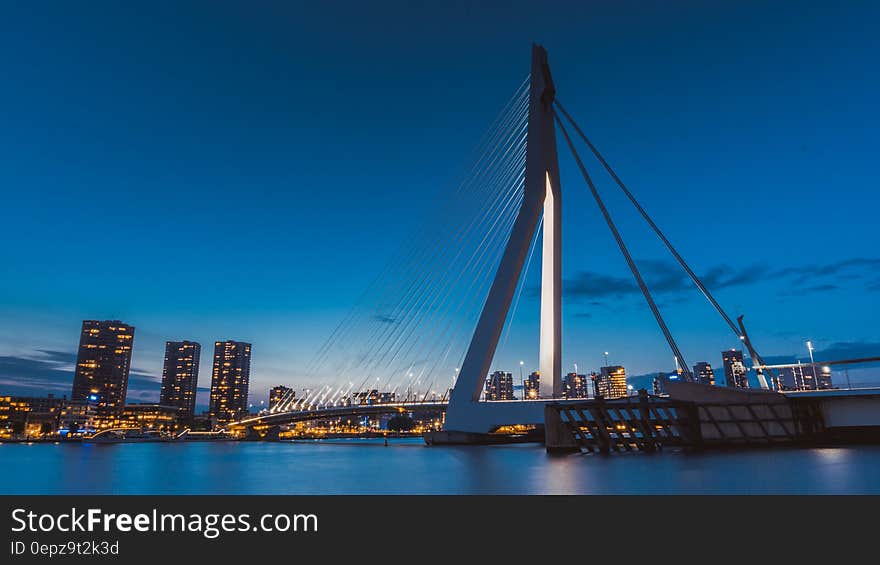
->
[2, 3, 880, 404]
[0, 313, 852, 409]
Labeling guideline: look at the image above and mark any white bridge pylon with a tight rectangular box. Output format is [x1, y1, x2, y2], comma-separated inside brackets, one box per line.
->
[445, 44, 563, 434]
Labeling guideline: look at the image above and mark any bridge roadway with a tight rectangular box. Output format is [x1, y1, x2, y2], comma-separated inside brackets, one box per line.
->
[231, 401, 448, 428]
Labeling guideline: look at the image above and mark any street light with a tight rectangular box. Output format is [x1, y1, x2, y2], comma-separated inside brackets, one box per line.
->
[604, 351, 609, 366]
[806, 341, 818, 390]
[519, 361, 524, 401]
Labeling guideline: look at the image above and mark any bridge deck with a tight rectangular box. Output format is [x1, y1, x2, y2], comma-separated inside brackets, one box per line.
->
[232, 401, 447, 428]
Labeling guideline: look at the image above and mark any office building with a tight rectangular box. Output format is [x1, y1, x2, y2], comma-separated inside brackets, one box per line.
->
[595, 365, 627, 399]
[269, 385, 292, 410]
[71, 320, 135, 421]
[562, 372, 589, 399]
[524, 371, 540, 400]
[485, 371, 514, 401]
[160, 341, 201, 420]
[209, 340, 252, 424]
[722, 349, 748, 388]
[693, 361, 716, 386]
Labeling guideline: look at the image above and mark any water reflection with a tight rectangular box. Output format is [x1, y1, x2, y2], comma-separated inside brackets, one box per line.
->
[3, 440, 880, 494]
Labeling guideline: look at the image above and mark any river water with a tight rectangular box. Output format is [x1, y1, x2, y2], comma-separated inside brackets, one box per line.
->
[3, 439, 880, 494]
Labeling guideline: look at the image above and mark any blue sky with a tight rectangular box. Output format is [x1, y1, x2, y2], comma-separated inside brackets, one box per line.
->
[1, 1, 879, 407]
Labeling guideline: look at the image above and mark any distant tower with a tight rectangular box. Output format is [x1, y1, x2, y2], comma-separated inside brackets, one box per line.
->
[524, 371, 540, 400]
[71, 320, 135, 421]
[269, 385, 292, 410]
[209, 340, 252, 424]
[562, 372, 589, 398]
[693, 361, 716, 386]
[595, 366, 627, 399]
[484, 371, 515, 401]
[722, 350, 748, 388]
[160, 341, 201, 421]
[652, 374, 668, 396]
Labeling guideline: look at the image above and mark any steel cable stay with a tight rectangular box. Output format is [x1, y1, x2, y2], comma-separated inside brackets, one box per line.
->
[310, 143, 524, 400]
[554, 100, 772, 389]
[555, 112, 694, 381]
[375, 174, 525, 400]
[296, 80, 529, 384]
[330, 108, 528, 384]
[393, 186, 526, 400]
[349, 135, 527, 397]
[306, 93, 529, 385]
[287, 85, 530, 408]
[375, 166, 527, 397]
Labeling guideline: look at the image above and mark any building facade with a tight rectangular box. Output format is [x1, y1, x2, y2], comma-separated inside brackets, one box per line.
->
[59, 399, 97, 436]
[693, 361, 716, 386]
[652, 375, 667, 396]
[562, 372, 589, 399]
[485, 371, 514, 401]
[0, 395, 66, 438]
[722, 349, 748, 388]
[160, 341, 201, 421]
[595, 365, 627, 399]
[71, 320, 135, 422]
[524, 371, 540, 400]
[269, 385, 292, 410]
[209, 340, 252, 425]
[119, 403, 181, 432]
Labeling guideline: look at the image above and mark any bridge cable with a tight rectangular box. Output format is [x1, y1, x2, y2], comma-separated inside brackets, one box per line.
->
[299, 85, 529, 406]
[554, 100, 741, 337]
[554, 112, 693, 381]
[295, 79, 530, 393]
[554, 100, 773, 388]
[275, 78, 532, 414]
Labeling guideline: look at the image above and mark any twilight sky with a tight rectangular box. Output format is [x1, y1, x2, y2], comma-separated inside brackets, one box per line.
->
[1, 1, 879, 408]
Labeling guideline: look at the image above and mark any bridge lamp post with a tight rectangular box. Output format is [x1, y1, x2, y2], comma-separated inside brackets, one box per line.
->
[519, 361, 524, 401]
[806, 341, 818, 390]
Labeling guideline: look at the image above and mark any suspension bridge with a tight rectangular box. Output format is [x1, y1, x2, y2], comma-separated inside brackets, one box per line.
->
[231, 45, 880, 445]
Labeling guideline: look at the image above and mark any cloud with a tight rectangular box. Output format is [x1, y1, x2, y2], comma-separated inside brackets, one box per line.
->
[556, 259, 763, 301]
[534, 256, 880, 305]
[33, 349, 77, 365]
[773, 258, 880, 280]
[780, 283, 840, 296]
[561, 271, 637, 299]
[0, 350, 163, 401]
[813, 341, 880, 363]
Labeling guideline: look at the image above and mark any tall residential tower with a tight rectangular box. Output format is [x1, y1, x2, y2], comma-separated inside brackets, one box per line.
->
[209, 340, 251, 424]
[71, 320, 135, 420]
[722, 349, 748, 388]
[160, 341, 201, 420]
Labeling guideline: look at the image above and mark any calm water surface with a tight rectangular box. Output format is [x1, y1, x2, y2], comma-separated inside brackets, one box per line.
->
[3, 439, 880, 494]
